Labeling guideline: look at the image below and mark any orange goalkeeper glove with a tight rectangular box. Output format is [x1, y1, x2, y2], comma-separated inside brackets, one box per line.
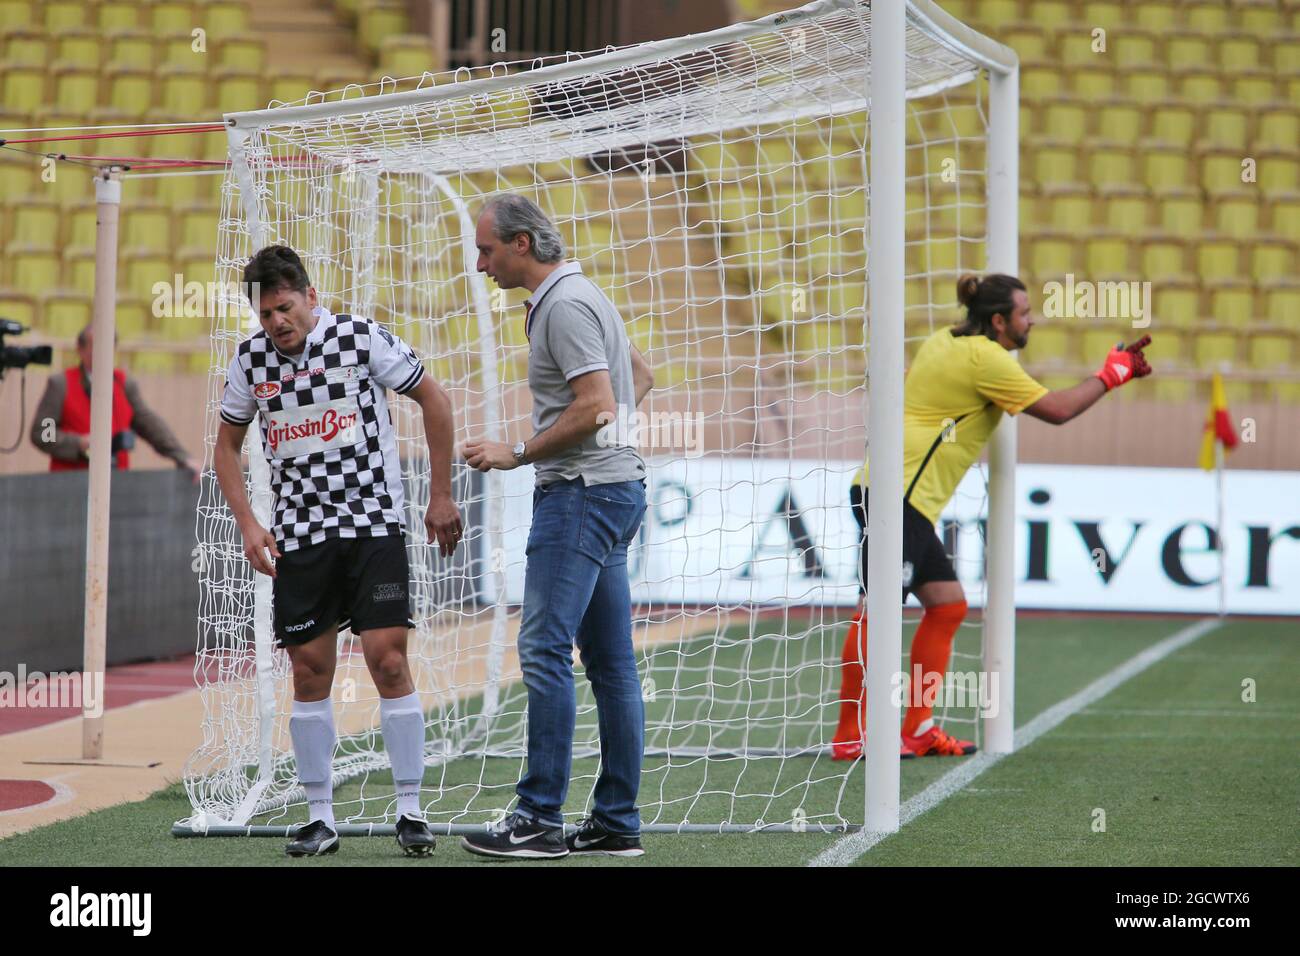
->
[1094, 335, 1152, 391]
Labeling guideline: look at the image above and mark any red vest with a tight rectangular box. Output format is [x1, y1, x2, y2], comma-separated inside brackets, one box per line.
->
[50, 366, 133, 471]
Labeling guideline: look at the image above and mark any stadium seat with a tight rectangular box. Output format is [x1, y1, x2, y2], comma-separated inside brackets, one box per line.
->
[1263, 282, 1300, 330]
[1192, 331, 1238, 368]
[52, 67, 100, 113]
[1185, 1, 1229, 32]
[1258, 108, 1299, 151]
[152, 0, 197, 35]
[1141, 237, 1189, 282]
[1196, 238, 1241, 281]
[1250, 239, 1296, 282]
[205, 1, 253, 35]
[3, 66, 47, 113]
[1218, 35, 1262, 71]
[1152, 282, 1201, 327]
[1033, 141, 1080, 187]
[0, 0, 34, 32]
[1095, 102, 1142, 143]
[1144, 145, 1191, 190]
[1232, 74, 1278, 105]
[1134, 3, 1177, 31]
[4, 30, 51, 66]
[12, 201, 62, 247]
[213, 68, 263, 113]
[1040, 185, 1093, 232]
[1199, 150, 1251, 196]
[1179, 72, 1225, 106]
[1208, 283, 1256, 327]
[380, 34, 437, 78]
[357, 0, 411, 56]
[1212, 192, 1260, 239]
[123, 250, 174, 302]
[1149, 103, 1195, 147]
[5, 245, 62, 296]
[1201, 108, 1248, 149]
[1268, 192, 1300, 243]
[99, 0, 146, 33]
[1101, 189, 1149, 233]
[1115, 31, 1158, 70]
[218, 37, 264, 70]
[1029, 234, 1075, 278]
[0, 290, 37, 329]
[44, 0, 86, 32]
[1124, 69, 1168, 101]
[41, 291, 92, 340]
[107, 66, 157, 115]
[107, 29, 157, 70]
[1249, 332, 1293, 371]
[1166, 34, 1213, 71]
[1084, 232, 1131, 278]
[267, 72, 317, 107]
[1258, 152, 1300, 193]
[158, 64, 209, 116]
[64, 248, 97, 293]
[1089, 145, 1136, 188]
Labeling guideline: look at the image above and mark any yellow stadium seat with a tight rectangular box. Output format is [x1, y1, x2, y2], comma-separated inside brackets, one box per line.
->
[4, 30, 50, 66]
[53, 67, 100, 113]
[1208, 283, 1256, 327]
[52, 29, 104, 69]
[206, 1, 252, 35]
[218, 37, 264, 70]
[5, 245, 62, 296]
[107, 66, 156, 115]
[1073, 65, 1117, 98]
[66, 248, 98, 293]
[1084, 233, 1131, 278]
[157, 31, 205, 68]
[1142, 238, 1188, 282]
[1026, 0, 1070, 28]
[44, 0, 85, 32]
[1102, 191, 1149, 233]
[1232, 75, 1277, 105]
[1095, 103, 1142, 143]
[1167, 35, 1212, 70]
[107, 30, 156, 70]
[3, 66, 47, 113]
[123, 250, 174, 302]
[1029, 234, 1075, 278]
[1258, 152, 1300, 193]
[358, 0, 410, 56]
[1200, 150, 1250, 196]
[1249, 332, 1293, 370]
[1218, 36, 1261, 71]
[1025, 324, 1071, 363]
[1114, 32, 1157, 69]
[1196, 238, 1240, 281]
[1251, 240, 1295, 281]
[1043, 186, 1094, 231]
[267, 72, 316, 107]
[41, 292, 92, 340]
[1125, 69, 1168, 100]
[1263, 283, 1300, 329]
[0, 0, 34, 32]
[1144, 146, 1191, 189]
[1200, 108, 1248, 149]
[64, 206, 98, 249]
[380, 34, 437, 78]
[1212, 193, 1261, 239]
[1021, 65, 1062, 100]
[1033, 143, 1080, 187]
[1269, 192, 1300, 243]
[178, 205, 219, 248]
[1134, 3, 1177, 31]
[213, 68, 263, 113]
[153, 0, 197, 34]
[1042, 101, 1088, 144]
[158, 64, 209, 115]
[1152, 283, 1201, 326]
[1258, 108, 1299, 151]
[1149, 104, 1194, 147]
[99, 1, 146, 33]
[1089, 146, 1136, 188]
[122, 203, 174, 252]
[1241, 6, 1283, 33]
[1179, 72, 1224, 106]
[1079, 324, 1134, 363]
[1185, 2, 1229, 32]
[0, 291, 36, 329]
[1193, 331, 1238, 368]
[12, 201, 61, 247]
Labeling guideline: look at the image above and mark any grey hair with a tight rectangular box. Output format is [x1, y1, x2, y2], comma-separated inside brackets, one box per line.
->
[481, 193, 566, 263]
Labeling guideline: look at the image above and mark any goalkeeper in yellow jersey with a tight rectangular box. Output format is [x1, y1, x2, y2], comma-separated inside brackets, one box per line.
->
[833, 273, 1152, 759]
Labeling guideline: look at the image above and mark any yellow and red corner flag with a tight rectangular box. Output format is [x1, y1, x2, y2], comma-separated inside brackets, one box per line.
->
[1198, 371, 1239, 470]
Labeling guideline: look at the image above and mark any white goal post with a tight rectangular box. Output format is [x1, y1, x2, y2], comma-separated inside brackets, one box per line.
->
[177, 0, 1018, 837]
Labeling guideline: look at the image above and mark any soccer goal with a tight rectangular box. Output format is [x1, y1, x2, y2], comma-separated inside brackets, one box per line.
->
[178, 0, 1018, 837]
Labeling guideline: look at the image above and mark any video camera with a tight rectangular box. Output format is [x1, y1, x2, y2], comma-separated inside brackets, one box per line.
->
[0, 319, 53, 380]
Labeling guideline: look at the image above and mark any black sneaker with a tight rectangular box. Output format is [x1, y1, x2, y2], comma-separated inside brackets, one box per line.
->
[460, 811, 568, 859]
[395, 815, 436, 857]
[565, 817, 645, 857]
[286, 819, 339, 857]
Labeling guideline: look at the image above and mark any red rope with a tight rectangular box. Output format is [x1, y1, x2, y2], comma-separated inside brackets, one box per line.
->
[0, 123, 226, 146]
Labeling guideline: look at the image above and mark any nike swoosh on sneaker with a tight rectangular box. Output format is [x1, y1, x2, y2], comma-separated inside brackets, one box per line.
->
[572, 836, 602, 849]
[508, 830, 540, 844]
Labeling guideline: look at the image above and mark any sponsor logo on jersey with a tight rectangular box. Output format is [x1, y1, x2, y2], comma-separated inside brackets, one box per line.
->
[264, 395, 363, 458]
[281, 366, 327, 382]
[254, 381, 280, 399]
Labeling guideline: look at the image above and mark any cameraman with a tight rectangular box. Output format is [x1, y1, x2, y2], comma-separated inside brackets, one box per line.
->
[29, 324, 199, 478]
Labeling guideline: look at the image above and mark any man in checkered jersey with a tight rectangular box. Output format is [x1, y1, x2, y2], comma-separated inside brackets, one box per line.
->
[213, 245, 463, 858]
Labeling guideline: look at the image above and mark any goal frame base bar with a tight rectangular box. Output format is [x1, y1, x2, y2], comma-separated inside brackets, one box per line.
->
[170, 822, 865, 837]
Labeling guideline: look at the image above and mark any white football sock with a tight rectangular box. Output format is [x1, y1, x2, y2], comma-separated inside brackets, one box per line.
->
[380, 691, 425, 820]
[290, 697, 336, 829]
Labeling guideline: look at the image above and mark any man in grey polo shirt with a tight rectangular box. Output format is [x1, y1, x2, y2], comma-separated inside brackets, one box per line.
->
[461, 193, 654, 859]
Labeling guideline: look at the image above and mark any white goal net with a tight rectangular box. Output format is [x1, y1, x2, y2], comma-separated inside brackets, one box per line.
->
[181, 0, 1017, 835]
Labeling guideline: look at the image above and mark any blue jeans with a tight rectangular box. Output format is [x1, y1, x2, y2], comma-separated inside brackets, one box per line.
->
[514, 476, 647, 834]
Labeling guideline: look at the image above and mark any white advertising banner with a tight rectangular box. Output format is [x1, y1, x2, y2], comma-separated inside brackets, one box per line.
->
[489, 461, 1299, 615]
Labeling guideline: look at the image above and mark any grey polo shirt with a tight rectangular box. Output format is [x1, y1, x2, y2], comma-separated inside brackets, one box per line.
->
[525, 261, 646, 487]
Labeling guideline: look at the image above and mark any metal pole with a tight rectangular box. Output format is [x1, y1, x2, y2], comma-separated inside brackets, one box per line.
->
[82, 170, 122, 760]
[983, 61, 1020, 756]
[864, 0, 905, 836]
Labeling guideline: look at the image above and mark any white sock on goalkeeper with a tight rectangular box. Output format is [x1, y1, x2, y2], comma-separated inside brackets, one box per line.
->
[380, 691, 425, 820]
[290, 697, 337, 829]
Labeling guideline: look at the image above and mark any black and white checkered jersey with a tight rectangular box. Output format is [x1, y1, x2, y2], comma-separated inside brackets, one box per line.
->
[219, 307, 426, 552]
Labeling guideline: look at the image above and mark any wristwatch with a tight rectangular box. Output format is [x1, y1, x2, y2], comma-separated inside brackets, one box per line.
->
[512, 441, 528, 466]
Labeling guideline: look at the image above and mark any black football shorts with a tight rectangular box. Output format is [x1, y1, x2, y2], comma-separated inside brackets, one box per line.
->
[849, 484, 958, 600]
[272, 534, 413, 647]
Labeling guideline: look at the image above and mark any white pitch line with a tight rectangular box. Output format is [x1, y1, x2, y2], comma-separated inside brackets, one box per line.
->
[809, 617, 1222, 867]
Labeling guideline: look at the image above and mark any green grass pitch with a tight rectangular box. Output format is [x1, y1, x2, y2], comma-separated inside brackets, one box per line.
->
[0, 615, 1294, 867]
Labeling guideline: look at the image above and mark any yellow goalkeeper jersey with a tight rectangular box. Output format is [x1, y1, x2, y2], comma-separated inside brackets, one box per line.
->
[852, 328, 1048, 526]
